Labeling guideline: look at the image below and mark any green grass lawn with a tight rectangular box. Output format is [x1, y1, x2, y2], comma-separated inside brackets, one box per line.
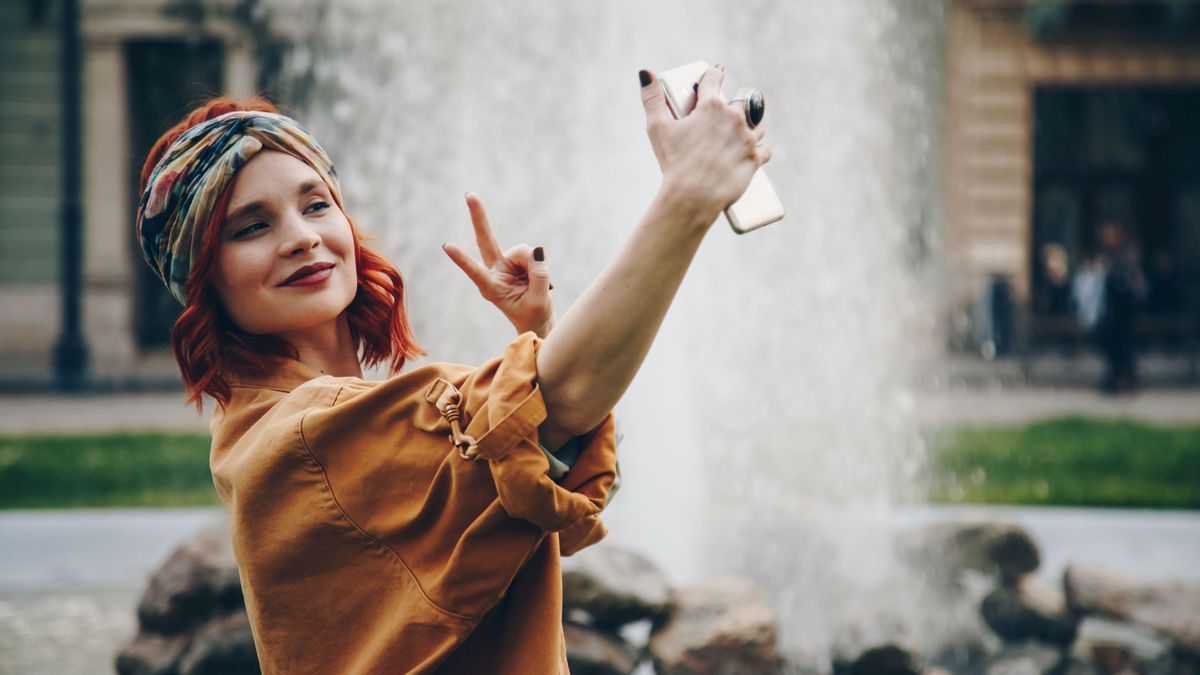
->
[1, 417, 1198, 509]
[0, 432, 218, 509]
[928, 416, 1200, 510]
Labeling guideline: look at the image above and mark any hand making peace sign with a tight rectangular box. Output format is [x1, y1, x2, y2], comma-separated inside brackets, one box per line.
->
[442, 192, 556, 338]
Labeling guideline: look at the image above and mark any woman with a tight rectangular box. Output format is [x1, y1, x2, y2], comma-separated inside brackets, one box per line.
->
[135, 65, 769, 673]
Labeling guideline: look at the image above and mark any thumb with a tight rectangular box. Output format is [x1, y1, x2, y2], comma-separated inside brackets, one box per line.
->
[529, 245, 551, 296]
[639, 69, 672, 135]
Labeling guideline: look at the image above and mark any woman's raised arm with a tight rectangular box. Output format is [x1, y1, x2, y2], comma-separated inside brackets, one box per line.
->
[535, 66, 771, 450]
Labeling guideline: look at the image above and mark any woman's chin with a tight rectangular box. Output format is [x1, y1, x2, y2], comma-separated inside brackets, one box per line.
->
[245, 308, 348, 338]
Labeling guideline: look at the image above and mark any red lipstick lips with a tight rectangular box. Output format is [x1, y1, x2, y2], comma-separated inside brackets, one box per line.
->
[280, 262, 335, 286]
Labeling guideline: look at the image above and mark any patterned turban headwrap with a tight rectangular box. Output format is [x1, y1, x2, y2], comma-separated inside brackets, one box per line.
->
[135, 111, 342, 305]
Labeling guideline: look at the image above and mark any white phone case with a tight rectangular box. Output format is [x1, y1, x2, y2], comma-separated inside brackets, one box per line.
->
[658, 61, 785, 234]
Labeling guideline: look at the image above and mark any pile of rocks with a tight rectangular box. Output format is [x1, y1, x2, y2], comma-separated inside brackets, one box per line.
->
[882, 522, 1200, 675]
[116, 520, 785, 674]
[561, 545, 783, 674]
[118, 518, 1199, 675]
[1059, 563, 1200, 674]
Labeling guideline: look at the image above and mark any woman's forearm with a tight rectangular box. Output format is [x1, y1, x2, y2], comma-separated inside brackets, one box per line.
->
[533, 64, 768, 449]
[535, 182, 713, 448]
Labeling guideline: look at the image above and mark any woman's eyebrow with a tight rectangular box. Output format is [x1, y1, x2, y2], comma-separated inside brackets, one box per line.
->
[225, 180, 327, 224]
[225, 199, 267, 225]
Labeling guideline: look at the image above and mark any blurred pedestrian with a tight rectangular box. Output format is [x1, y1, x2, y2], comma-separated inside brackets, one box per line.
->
[1071, 247, 1105, 333]
[1095, 221, 1145, 394]
[1035, 242, 1072, 316]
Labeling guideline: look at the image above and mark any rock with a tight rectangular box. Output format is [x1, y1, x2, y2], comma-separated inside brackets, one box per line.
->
[896, 523, 1039, 584]
[115, 632, 191, 675]
[1065, 564, 1200, 656]
[980, 641, 1064, 675]
[1089, 645, 1135, 675]
[848, 644, 922, 675]
[1063, 565, 1131, 617]
[1069, 617, 1173, 674]
[649, 576, 780, 675]
[136, 519, 243, 634]
[981, 576, 1077, 645]
[116, 518, 259, 675]
[177, 612, 259, 675]
[562, 543, 673, 629]
[564, 621, 640, 675]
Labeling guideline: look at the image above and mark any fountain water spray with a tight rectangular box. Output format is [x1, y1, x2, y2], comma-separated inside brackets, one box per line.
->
[261, 0, 951, 665]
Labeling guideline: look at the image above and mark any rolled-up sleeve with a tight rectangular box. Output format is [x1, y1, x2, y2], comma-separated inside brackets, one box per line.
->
[452, 332, 618, 548]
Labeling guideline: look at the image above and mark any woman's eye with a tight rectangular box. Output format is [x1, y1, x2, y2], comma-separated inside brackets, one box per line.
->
[306, 201, 331, 214]
[235, 222, 267, 238]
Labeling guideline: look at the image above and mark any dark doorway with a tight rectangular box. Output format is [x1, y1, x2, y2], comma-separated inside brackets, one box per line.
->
[126, 39, 224, 350]
[1031, 86, 1200, 348]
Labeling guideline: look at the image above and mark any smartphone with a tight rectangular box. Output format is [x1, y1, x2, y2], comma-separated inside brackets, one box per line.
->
[658, 60, 785, 234]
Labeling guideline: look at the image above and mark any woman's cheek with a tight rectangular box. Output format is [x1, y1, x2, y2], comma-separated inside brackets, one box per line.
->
[217, 256, 254, 317]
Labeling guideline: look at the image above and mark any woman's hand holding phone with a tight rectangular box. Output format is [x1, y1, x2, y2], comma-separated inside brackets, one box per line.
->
[531, 66, 773, 445]
[639, 66, 771, 231]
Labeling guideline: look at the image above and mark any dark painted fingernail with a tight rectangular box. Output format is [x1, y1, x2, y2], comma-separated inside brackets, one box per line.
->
[533, 246, 544, 262]
[692, 82, 698, 93]
[549, 283, 555, 290]
[639, 69, 651, 87]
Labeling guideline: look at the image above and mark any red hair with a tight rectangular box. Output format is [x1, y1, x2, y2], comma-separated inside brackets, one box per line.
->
[140, 97, 425, 414]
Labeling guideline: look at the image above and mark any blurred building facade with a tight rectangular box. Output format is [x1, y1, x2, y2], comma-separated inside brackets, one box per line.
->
[0, 0, 264, 388]
[2, 0, 1199, 389]
[945, 0, 1200, 360]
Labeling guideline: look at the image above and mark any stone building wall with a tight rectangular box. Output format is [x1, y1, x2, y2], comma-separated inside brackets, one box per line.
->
[0, 1, 63, 375]
[944, 0, 1200, 305]
[0, 0, 261, 388]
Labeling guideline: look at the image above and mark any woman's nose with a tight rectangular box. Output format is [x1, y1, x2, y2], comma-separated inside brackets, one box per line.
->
[278, 213, 321, 256]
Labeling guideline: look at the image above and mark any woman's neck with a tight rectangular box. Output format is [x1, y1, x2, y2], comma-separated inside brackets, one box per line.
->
[275, 313, 363, 378]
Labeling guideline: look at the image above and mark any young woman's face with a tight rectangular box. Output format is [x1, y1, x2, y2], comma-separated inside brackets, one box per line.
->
[212, 150, 358, 336]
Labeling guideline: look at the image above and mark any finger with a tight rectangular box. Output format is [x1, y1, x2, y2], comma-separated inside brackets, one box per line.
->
[442, 242, 494, 292]
[755, 144, 773, 166]
[753, 124, 766, 143]
[504, 244, 551, 298]
[639, 69, 672, 136]
[528, 245, 550, 297]
[464, 192, 504, 268]
[697, 65, 726, 103]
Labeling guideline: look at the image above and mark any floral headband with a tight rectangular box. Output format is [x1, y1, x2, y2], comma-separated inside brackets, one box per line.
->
[135, 111, 341, 305]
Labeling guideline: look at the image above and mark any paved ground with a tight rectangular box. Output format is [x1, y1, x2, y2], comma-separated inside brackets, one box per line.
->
[0, 392, 212, 434]
[1, 383, 1199, 435]
[915, 386, 1200, 427]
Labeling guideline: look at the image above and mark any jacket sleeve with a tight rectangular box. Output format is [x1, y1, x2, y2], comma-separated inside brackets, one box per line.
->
[450, 332, 619, 555]
[297, 331, 619, 618]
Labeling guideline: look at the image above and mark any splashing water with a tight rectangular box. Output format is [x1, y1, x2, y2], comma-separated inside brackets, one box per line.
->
[260, 0, 949, 664]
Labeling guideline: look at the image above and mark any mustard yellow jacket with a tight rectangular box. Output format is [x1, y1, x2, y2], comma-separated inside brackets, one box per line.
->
[209, 332, 620, 673]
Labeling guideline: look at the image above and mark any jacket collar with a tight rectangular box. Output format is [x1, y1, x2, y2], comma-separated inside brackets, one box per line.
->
[226, 357, 328, 393]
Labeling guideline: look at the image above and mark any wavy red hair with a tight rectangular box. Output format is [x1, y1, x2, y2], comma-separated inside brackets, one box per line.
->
[140, 97, 424, 414]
